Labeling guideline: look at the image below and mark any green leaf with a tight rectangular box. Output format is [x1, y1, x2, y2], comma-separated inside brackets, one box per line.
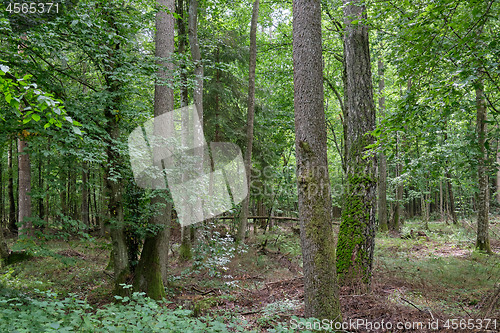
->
[49, 322, 60, 329]
[32, 114, 41, 122]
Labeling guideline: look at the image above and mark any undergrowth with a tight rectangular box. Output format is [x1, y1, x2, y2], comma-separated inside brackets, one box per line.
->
[0, 286, 252, 333]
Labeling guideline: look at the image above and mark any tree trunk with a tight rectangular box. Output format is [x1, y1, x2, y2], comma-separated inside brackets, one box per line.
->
[337, 0, 377, 290]
[237, 0, 259, 243]
[188, 0, 203, 123]
[443, 131, 458, 224]
[422, 187, 430, 230]
[377, 59, 388, 232]
[0, 224, 9, 263]
[44, 143, 49, 225]
[81, 161, 89, 227]
[37, 153, 44, 223]
[497, 150, 500, 205]
[8, 141, 16, 233]
[292, 0, 341, 320]
[475, 80, 492, 254]
[215, 48, 221, 142]
[18, 138, 33, 237]
[69, 162, 77, 221]
[390, 133, 403, 230]
[440, 180, 444, 221]
[177, 0, 192, 262]
[134, 0, 175, 298]
[0, 147, 3, 227]
[103, 112, 129, 295]
[99, 8, 130, 296]
[60, 164, 67, 218]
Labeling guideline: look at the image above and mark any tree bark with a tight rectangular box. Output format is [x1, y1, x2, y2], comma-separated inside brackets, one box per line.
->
[188, 0, 203, 122]
[446, 176, 457, 224]
[497, 150, 500, 205]
[292, 0, 341, 320]
[0, 221, 9, 263]
[37, 153, 44, 222]
[177, 0, 192, 262]
[99, 6, 131, 296]
[59, 163, 67, 218]
[237, 0, 259, 243]
[215, 48, 221, 142]
[69, 161, 77, 220]
[443, 126, 458, 224]
[18, 138, 33, 237]
[0, 148, 3, 227]
[390, 155, 403, 230]
[81, 161, 89, 227]
[8, 141, 16, 233]
[475, 79, 492, 254]
[134, 0, 175, 298]
[336, 0, 377, 290]
[377, 59, 388, 232]
[103, 103, 129, 294]
[440, 180, 444, 221]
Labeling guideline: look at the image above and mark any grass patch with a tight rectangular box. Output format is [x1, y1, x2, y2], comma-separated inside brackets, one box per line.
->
[375, 220, 499, 316]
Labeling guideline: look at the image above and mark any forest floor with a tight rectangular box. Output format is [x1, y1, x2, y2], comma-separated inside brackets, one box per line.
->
[0, 217, 499, 332]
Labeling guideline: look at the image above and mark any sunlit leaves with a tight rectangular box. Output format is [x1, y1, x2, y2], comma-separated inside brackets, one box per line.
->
[0, 66, 82, 133]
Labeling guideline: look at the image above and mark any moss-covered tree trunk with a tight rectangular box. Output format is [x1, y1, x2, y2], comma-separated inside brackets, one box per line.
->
[377, 59, 388, 232]
[133, 226, 166, 299]
[133, 0, 175, 299]
[292, 0, 341, 321]
[475, 79, 492, 254]
[336, 0, 377, 290]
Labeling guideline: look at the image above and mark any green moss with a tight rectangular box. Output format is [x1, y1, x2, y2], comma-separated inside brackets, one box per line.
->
[336, 172, 375, 288]
[300, 167, 342, 321]
[179, 242, 193, 262]
[132, 239, 165, 300]
[192, 296, 219, 317]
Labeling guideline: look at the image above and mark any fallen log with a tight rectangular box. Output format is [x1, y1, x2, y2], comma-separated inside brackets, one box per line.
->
[217, 216, 299, 221]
